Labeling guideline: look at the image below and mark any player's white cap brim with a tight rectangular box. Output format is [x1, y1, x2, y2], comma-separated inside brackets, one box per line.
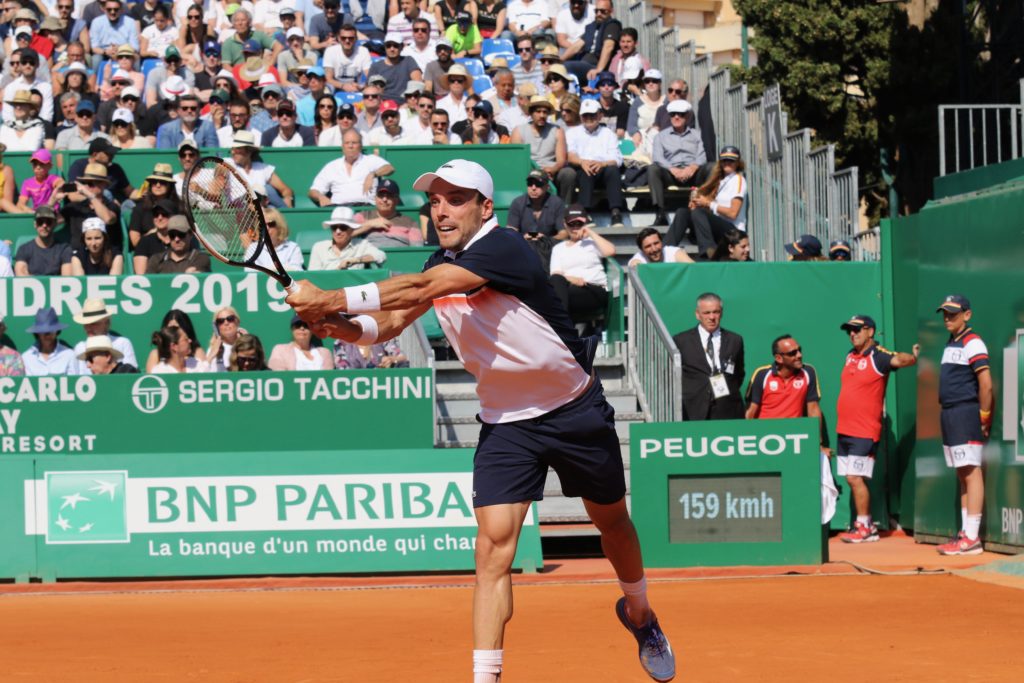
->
[413, 159, 494, 200]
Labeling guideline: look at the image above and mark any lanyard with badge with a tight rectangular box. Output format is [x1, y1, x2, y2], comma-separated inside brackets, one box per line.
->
[706, 334, 730, 399]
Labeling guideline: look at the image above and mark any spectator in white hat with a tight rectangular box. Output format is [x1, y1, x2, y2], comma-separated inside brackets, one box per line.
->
[98, 46, 144, 100]
[323, 23, 372, 92]
[78, 335, 138, 375]
[72, 295, 137, 374]
[567, 98, 624, 225]
[308, 206, 387, 271]
[146, 55, 195, 107]
[648, 98, 709, 226]
[368, 30, 424, 101]
[109, 107, 152, 149]
[71, 216, 124, 276]
[277, 26, 317, 80]
[626, 67, 664, 150]
[226, 130, 296, 207]
[436, 63, 470, 125]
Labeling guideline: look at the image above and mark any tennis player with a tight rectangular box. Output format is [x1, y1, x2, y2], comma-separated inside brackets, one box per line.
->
[287, 159, 675, 682]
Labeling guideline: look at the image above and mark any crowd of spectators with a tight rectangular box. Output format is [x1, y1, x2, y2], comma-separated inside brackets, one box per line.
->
[0, 0, 761, 258]
[2, 300, 407, 376]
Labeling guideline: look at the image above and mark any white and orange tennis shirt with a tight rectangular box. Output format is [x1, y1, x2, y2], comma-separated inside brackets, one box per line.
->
[424, 219, 593, 424]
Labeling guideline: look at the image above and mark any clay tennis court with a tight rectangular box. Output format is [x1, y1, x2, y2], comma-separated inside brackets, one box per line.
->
[2, 535, 1021, 682]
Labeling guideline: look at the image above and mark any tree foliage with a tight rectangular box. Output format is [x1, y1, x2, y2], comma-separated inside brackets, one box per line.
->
[732, 0, 991, 217]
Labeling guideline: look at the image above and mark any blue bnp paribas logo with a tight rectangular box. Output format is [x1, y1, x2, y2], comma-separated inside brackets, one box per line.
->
[45, 471, 129, 545]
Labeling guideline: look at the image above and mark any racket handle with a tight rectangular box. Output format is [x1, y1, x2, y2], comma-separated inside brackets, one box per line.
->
[284, 281, 300, 295]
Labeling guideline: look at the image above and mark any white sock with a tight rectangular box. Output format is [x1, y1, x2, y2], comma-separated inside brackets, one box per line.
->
[619, 576, 650, 621]
[856, 515, 871, 527]
[964, 514, 982, 541]
[473, 649, 502, 683]
[961, 507, 968, 530]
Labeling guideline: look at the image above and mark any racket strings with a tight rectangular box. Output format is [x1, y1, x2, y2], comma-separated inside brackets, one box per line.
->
[186, 161, 262, 264]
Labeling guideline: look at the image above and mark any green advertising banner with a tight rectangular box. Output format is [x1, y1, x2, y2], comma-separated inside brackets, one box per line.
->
[630, 418, 823, 567]
[0, 371, 433, 455]
[10, 450, 542, 580]
[0, 270, 384, 355]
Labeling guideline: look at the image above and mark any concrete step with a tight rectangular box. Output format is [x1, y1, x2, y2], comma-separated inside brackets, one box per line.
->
[437, 387, 639, 417]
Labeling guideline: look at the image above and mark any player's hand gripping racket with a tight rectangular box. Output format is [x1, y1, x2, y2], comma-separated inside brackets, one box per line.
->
[182, 156, 298, 293]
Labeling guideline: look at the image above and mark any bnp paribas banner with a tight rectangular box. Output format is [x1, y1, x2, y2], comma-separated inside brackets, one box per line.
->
[0, 370, 433, 456]
[5, 451, 542, 580]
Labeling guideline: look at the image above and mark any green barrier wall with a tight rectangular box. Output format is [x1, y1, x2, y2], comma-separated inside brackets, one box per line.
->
[932, 157, 1024, 200]
[0, 270, 383, 354]
[5, 450, 542, 581]
[64, 145, 532, 210]
[630, 418, 823, 567]
[637, 262, 894, 531]
[890, 180, 1024, 549]
[0, 371, 433, 455]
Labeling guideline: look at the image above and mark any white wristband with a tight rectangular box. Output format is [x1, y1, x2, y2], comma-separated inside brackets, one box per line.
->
[352, 315, 379, 344]
[710, 201, 719, 215]
[344, 283, 381, 313]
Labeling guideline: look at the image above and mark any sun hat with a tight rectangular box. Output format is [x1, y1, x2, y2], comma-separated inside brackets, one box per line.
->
[26, 307, 67, 334]
[76, 335, 123, 361]
[323, 206, 357, 229]
[146, 162, 175, 183]
[72, 297, 115, 325]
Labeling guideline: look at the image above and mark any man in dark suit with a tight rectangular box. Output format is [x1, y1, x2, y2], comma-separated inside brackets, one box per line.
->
[672, 292, 745, 420]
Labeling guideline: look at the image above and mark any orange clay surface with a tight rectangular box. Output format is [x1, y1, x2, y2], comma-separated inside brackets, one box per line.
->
[1, 532, 1021, 682]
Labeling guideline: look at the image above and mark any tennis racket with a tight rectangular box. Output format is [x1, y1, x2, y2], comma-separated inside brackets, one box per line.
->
[182, 156, 297, 293]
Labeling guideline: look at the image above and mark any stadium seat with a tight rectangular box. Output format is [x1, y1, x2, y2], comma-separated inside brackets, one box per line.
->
[141, 58, 160, 80]
[482, 38, 514, 59]
[503, 54, 521, 70]
[456, 58, 485, 77]
[472, 75, 493, 94]
[335, 91, 363, 107]
[295, 230, 325, 254]
[95, 58, 111, 85]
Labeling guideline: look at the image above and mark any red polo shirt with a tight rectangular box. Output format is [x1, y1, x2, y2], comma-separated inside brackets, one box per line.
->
[747, 364, 821, 418]
[836, 344, 895, 440]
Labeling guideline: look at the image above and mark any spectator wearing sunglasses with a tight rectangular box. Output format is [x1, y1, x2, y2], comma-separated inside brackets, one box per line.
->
[207, 307, 246, 373]
[507, 168, 566, 238]
[55, 98, 107, 150]
[261, 99, 315, 147]
[308, 0, 353, 52]
[14, 206, 71, 277]
[145, 46, 196, 108]
[562, 0, 620, 84]
[387, 0, 440, 44]
[510, 35, 544, 92]
[155, 92, 218, 148]
[746, 334, 829, 452]
[2, 48, 52, 123]
[0, 89, 46, 151]
[368, 31, 424, 102]
[89, 0, 140, 61]
[423, 38, 456, 96]
[323, 23, 372, 92]
[653, 78, 691, 131]
[404, 17, 439, 70]
[445, 11, 481, 58]
[268, 315, 334, 371]
[54, 1, 88, 47]
[555, 0, 593, 59]
[146, 214, 212, 274]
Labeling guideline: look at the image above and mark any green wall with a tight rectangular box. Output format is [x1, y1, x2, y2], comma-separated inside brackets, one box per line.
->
[890, 182, 1024, 548]
[637, 262, 905, 530]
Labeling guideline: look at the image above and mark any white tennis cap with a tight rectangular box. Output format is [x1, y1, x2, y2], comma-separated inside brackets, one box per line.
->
[413, 159, 493, 200]
[82, 217, 107, 234]
[579, 98, 601, 115]
[667, 99, 692, 114]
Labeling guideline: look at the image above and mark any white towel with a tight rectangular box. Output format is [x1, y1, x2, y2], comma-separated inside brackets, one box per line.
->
[821, 450, 839, 524]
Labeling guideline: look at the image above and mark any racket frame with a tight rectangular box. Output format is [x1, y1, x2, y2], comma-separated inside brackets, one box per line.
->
[182, 156, 295, 290]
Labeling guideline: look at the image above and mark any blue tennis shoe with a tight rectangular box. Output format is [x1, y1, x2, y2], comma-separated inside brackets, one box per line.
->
[615, 597, 676, 681]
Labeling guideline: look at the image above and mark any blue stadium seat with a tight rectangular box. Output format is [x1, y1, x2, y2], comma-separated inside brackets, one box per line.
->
[141, 58, 160, 89]
[335, 91, 363, 107]
[472, 75, 493, 94]
[503, 54, 521, 70]
[456, 58, 485, 77]
[95, 59, 113, 85]
[482, 38, 514, 59]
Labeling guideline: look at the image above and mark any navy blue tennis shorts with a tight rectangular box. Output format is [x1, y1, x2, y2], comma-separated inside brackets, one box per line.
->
[940, 402, 983, 447]
[472, 378, 626, 508]
[836, 434, 878, 457]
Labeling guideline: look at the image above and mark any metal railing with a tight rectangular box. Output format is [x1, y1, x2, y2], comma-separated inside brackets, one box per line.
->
[397, 319, 438, 444]
[626, 269, 682, 423]
[938, 102, 1023, 176]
